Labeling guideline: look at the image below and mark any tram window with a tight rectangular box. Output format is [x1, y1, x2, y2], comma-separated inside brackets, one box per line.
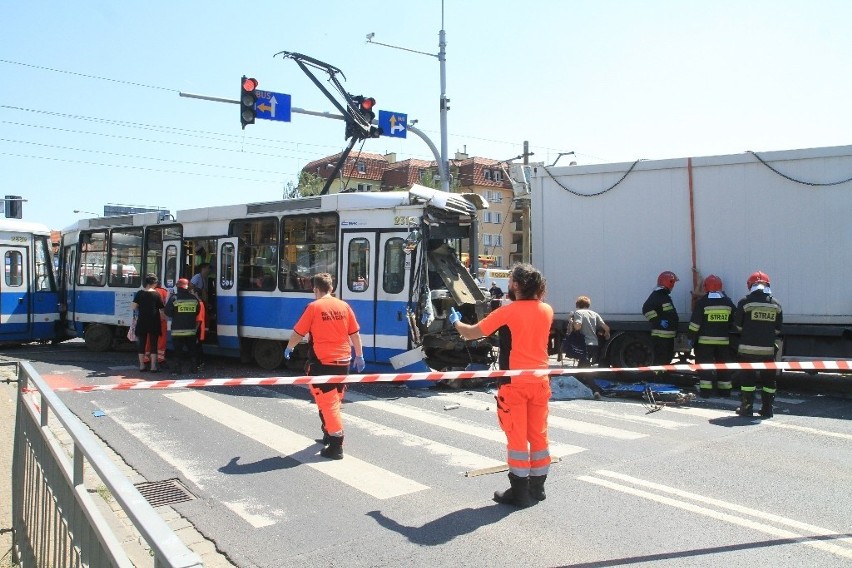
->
[109, 227, 143, 287]
[281, 214, 338, 291]
[220, 242, 236, 290]
[164, 245, 178, 289]
[79, 231, 107, 287]
[231, 218, 278, 291]
[347, 238, 370, 292]
[146, 225, 182, 285]
[34, 236, 54, 291]
[5, 251, 23, 287]
[383, 237, 406, 294]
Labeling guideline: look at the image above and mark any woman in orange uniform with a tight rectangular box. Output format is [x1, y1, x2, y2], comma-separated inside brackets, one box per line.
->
[451, 263, 553, 508]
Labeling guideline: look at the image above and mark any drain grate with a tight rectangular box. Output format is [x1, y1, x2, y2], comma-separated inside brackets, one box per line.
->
[134, 478, 196, 508]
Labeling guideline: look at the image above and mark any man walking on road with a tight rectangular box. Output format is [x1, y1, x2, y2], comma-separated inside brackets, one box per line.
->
[284, 273, 365, 460]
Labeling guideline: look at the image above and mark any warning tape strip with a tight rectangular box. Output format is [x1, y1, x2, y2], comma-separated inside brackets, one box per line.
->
[55, 360, 852, 393]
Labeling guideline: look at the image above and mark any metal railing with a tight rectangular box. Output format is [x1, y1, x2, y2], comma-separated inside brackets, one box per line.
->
[10, 360, 203, 567]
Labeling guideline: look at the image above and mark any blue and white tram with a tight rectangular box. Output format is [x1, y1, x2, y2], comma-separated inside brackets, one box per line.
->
[59, 186, 493, 371]
[0, 218, 63, 344]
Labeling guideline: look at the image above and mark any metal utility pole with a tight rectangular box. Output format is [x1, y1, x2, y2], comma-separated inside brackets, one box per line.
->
[521, 141, 532, 263]
[367, 0, 450, 191]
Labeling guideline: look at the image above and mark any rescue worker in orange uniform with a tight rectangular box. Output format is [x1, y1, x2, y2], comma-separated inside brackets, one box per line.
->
[451, 263, 553, 508]
[734, 271, 783, 417]
[643, 271, 679, 365]
[143, 278, 170, 369]
[284, 273, 365, 460]
[687, 275, 736, 398]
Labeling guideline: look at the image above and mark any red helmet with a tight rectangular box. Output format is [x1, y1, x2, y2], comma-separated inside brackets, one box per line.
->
[704, 274, 723, 293]
[177, 278, 190, 289]
[747, 271, 770, 288]
[657, 271, 679, 290]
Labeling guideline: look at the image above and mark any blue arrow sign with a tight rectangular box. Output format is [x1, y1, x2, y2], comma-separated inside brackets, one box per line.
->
[378, 110, 407, 138]
[255, 90, 291, 122]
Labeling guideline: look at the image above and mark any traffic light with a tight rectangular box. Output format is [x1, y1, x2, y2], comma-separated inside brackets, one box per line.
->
[4, 195, 21, 219]
[345, 95, 383, 140]
[240, 76, 258, 129]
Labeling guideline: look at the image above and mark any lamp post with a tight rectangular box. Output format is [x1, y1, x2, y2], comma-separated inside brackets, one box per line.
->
[366, 1, 449, 191]
[73, 209, 100, 217]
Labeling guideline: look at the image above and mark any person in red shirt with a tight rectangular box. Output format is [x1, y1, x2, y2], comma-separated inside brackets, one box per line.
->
[284, 273, 364, 460]
[451, 263, 553, 508]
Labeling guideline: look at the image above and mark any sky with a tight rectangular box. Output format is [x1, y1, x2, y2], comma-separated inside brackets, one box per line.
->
[2, 0, 851, 231]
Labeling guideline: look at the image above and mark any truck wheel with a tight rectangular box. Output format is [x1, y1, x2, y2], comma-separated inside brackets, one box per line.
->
[609, 333, 654, 368]
[84, 324, 114, 352]
[253, 339, 284, 370]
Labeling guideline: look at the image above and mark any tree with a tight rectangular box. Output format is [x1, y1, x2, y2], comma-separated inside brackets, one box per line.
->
[282, 172, 326, 199]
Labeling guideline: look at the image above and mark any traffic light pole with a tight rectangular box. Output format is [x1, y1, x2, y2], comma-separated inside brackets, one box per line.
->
[178, 92, 447, 190]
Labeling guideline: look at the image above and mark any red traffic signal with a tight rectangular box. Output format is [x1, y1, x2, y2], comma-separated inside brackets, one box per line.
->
[242, 77, 258, 92]
[360, 97, 375, 112]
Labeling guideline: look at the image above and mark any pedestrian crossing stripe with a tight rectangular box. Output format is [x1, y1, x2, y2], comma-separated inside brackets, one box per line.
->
[165, 391, 429, 500]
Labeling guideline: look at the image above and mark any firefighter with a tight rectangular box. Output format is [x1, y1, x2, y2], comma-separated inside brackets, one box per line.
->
[642, 271, 680, 365]
[164, 278, 201, 375]
[687, 275, 736, 398]
[733, 271, 783, 418]
[284, 273, 364, 460]
[451, 263, 553, 508]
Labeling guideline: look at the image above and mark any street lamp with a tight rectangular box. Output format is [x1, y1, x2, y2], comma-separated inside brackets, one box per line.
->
[73, 210, 100, 217]
[366, 1, 450, 192]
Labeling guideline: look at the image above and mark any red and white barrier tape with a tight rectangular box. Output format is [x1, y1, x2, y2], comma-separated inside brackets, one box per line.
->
[55, 360, 852, 393]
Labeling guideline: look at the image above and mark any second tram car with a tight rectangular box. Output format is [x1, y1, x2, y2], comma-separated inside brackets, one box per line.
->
[59, 186, 494, 371]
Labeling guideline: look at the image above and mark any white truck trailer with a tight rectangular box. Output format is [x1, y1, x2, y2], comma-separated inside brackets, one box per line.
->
[527, 144, 852, 367]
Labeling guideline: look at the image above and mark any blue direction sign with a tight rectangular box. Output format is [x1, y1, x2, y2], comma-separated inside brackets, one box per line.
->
[255, 90, 291, 122]
[378, 110, 407, 138]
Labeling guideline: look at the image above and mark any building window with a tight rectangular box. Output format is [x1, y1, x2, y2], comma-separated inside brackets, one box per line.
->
[357, 183, 372, 192]
[483, 234, 492, 247]
[494, 170, 503, 182]
[483, 211, 502, 224]
[356, 161, 367, 174]
[494, 235, 503, 247]
[483, 169, 492, 181]
[486, 190, 503, 203]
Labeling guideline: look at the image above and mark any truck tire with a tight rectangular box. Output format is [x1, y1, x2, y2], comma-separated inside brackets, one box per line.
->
[608, 333, 654, 368]
[84, 324, 114, 352]
[253, 339, 284, 370]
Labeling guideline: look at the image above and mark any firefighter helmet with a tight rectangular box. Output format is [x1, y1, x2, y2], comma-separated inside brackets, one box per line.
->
[657, 271, 679, 290]
[177, 278, 190, 289]
[747, 271, 770, 288]
[704, 274, 723, 293]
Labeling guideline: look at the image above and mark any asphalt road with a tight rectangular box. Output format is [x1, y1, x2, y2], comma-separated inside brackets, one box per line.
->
[4, 341, 852, 568]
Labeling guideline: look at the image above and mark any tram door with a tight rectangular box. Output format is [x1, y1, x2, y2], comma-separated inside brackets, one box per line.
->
[160, 239, 181, 292]
[339, 230, 411, 363]
[215, 237, 239, 351]
[0, 245, 30, 338]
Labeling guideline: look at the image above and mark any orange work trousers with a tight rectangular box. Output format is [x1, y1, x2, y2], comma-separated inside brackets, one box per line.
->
[495, 380, 552, 477]
[307, 362, 349, 435]
[144, 319, 167, 364]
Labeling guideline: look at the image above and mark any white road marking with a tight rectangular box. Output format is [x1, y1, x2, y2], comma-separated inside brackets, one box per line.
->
[165, 391, 428, 500]
[580, 471, 852, 559]
[411, 392, 648, 439]
[761, 420, 852, 441]
[343, 389, 586, 457]
[554, 402, 692, 430]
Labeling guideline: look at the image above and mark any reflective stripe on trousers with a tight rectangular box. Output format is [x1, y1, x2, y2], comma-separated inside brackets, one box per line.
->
[496, 381, 551, 477]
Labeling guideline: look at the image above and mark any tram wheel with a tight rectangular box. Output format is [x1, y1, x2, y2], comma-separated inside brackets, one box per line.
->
[253, 339, 285, 370]
[84, 324, 114, 352]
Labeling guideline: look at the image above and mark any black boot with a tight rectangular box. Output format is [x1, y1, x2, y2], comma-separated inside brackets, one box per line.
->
[529, 475, 547, 501]
[736, 391, 755, 417]
[320, 435, 344, 460]
[493, 473, 533, 508]
[759, 392, 775, 418]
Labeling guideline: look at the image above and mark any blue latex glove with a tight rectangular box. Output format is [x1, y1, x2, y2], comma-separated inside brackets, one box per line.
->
[448, 307, 461, 326]
[353, 355, 365, 373]
[659, 319, 669, 329]
[284, 347, 293, 360]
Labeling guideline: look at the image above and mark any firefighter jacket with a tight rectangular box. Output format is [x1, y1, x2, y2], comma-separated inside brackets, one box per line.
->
[687, 293, 736, 345]
[643, 287, 678, 339]
[734, 289, 782, 357]
[165, 289, 201, 337]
